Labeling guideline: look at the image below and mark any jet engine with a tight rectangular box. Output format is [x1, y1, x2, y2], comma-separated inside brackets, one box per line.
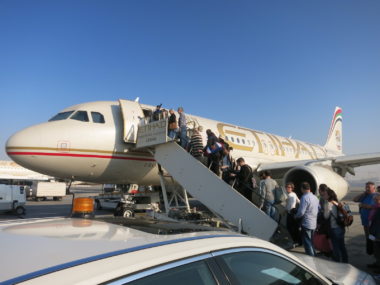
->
[283, 165, 349, 200]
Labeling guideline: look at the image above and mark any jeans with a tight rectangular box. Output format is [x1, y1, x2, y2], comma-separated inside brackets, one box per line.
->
[301, 227, 316, 256]
[168, 129, 177, 139]
[264, 200, 276, 219]
[179, 127, 187, 148]
[329, 226, 348, 263]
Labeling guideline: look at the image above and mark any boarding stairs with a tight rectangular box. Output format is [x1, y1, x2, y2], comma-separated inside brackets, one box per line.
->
[118, 99, 288, 242]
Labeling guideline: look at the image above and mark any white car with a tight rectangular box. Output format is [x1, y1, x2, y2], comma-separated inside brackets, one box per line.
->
[0, 217, 375, 285]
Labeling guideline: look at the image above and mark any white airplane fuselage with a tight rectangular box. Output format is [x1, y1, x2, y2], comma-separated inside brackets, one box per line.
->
[6, 100, 344, 191]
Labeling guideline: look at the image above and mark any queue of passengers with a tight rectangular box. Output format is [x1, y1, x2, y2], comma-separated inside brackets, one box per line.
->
[159, 105, 379, 266]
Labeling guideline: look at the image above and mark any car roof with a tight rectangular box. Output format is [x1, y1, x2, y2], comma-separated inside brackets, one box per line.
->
[0, 217, 312, 284]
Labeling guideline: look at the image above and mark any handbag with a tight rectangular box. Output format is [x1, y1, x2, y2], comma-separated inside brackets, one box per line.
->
[313, 232, 332, 253]
[169, 122, 178, 130]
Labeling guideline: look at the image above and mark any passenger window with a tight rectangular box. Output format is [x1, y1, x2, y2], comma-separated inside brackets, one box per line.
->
[225, 136, 229, 141]
[125, 260, 216, 285]
[219, 251, 324, 285]
[231, 137, 235, 142]
[242, 139, 245, 144]
[236, 138, 240, 143]
[91, 112, 105, 123]
[48, 111, 74, 121]
[70, 111, 89, 122]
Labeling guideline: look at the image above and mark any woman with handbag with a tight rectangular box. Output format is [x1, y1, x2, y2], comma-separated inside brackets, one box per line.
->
[167, 109, 178, 139]
[323, 188, 349, 263]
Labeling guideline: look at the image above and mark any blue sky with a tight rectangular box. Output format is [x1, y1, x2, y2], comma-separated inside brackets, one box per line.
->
[1, 0, 380, 164]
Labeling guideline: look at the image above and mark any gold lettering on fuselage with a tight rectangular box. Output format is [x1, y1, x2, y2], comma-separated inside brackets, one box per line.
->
[282, 138, 296, 158]
[307, 143, 317, 159]
[217, 123, 253, 152]
[225, 130, 246, 137]
[294, 140, 313, 159]
[249, 129, 264, 153]
[216, 122, 324, 160]
[266, 134, 279, 156]
[272, 135, 285, 157]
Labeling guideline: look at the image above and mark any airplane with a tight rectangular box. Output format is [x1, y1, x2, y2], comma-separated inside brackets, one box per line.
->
[5, 99, 380, 200]
[0, 160, 51, 181]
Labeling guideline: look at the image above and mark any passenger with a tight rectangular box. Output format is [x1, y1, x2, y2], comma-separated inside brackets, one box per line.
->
[317, 184, 330, 239]
[251, 172, 263, 208]
[177, 107, 188, 148]
[231, 158, 253, 202]
[206, 129, 218, 147]
[295, 182, 319, 256]
[368, 195, 380, 273]
[220, 147, 235, 185]
[206, 142, 223, 176]
[322, 188, 348, 263]
[188, 126, 204, 162]
[152, 104, 163, 121]
[260, 170, 277, 218]
[257, 172, 266, 209]
[167, 109, 177, 139]
[285, 182, 301, 246]
[353, 181, 378, 255]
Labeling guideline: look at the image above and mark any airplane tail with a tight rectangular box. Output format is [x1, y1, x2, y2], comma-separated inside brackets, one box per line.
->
[324, 106, 343, 154]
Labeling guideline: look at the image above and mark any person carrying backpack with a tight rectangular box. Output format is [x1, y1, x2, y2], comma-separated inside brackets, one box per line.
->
[322, 187, 348, 263]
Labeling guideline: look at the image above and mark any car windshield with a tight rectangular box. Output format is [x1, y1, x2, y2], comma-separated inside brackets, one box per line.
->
[48, 111, 74, 121]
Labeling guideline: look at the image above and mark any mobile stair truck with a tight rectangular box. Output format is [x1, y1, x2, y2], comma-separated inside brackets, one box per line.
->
[0, 183, 26, 215]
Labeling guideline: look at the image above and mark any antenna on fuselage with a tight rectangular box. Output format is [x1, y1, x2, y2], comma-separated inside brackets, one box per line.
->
[134, 97, 140, 102]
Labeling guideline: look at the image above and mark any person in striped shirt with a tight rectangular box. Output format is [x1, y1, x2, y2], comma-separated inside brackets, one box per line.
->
[188, 126, 204, 163]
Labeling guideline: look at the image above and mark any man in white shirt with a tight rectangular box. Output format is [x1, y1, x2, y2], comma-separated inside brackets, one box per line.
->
[285, 182, 300, 246]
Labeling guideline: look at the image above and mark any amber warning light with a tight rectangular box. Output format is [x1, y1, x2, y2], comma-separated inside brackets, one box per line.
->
[71, 197, 94, 218]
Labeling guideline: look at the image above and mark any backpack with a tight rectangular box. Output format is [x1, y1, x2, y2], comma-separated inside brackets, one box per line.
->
[273, 186, 287, 204]
[336, 203, 354, 227]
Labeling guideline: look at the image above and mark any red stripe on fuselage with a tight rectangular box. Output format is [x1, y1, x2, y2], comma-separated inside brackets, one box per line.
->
[7, 152, 156, 162]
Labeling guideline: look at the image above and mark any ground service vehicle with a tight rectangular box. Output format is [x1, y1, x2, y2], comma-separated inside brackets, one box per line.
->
[0, 182, 26, 215]
[0, 215, 375, 285]
[27, 181, 66, 201]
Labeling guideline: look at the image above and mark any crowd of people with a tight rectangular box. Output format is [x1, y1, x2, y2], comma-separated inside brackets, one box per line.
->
[154, 105, 380, 269]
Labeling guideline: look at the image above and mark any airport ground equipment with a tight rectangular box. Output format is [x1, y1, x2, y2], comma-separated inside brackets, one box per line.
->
[28, 181, 66, 201]
[136, 120, 278, 241]
[94, 184, 160, 217]
[0, 183, 26, 215]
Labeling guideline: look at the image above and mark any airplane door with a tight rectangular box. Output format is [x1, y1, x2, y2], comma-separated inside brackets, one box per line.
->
[119, 99, 145, 143]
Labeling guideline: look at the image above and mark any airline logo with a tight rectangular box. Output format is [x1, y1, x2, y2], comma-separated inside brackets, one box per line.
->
[328, 107, 342, 139]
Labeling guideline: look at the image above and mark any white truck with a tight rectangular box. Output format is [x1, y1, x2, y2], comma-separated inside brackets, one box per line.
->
[0, 183, 26, 215]
[27, 181, 66, 201]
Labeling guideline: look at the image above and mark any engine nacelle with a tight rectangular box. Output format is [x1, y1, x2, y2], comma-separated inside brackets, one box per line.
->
[284, 165, 349, 200]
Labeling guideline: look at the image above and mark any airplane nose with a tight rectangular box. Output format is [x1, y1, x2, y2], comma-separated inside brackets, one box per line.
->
[6, 123, 48, 169]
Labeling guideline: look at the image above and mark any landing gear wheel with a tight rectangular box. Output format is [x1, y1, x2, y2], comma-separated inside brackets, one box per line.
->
[123, 210, 134, 218]
[15, 206, 25, 216]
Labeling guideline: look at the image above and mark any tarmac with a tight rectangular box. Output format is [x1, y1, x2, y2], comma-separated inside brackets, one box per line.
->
[0, 185, 379, 282]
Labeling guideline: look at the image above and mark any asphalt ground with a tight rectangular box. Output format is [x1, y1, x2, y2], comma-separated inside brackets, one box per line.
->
[0, 185, 379, 282]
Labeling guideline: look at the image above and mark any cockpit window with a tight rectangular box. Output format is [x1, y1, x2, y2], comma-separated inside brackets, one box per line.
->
[91, 112, 105, 123]
[48, 111, 74, 122]
[70, 111, 89, 122]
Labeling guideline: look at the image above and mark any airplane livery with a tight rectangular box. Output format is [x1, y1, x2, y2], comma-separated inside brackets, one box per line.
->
[5, 99, 380, 199]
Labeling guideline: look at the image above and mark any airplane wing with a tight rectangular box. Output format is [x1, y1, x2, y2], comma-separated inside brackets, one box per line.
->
[256, 152, 380, 177]
[333, 152, 380, 168]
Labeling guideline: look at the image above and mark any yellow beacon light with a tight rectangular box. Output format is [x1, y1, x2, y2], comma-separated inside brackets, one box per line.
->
[71, 197, 94, 218]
